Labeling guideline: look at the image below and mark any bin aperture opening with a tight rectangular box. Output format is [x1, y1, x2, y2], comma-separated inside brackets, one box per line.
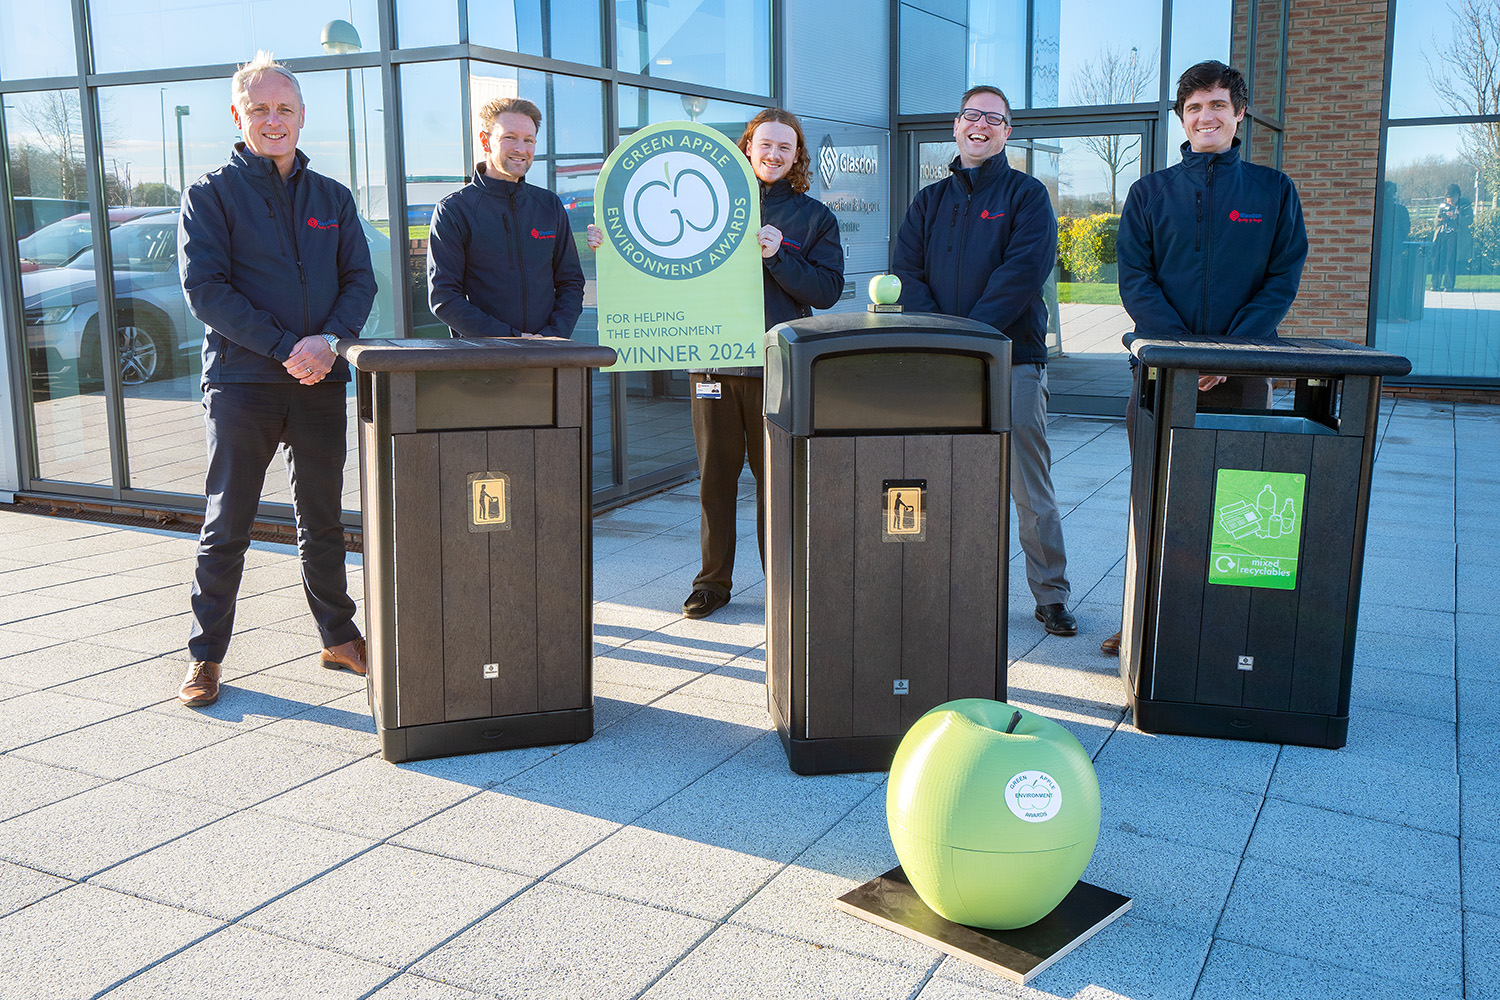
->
[414, 368, 555, 431]
[810, 350, 989, 432]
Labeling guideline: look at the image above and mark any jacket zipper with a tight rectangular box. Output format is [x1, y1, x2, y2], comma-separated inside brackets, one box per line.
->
[504, 191, 527, 332]
[1200, 160, 1216, 337]
[269, 172, 311, 338]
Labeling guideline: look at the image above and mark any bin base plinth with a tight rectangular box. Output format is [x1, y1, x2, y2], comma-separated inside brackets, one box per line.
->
[834, 866, 1132, 985]
[377, 707, 593, 763]
[1131, 697, 1348, 749]
[770, 700, 899, 775]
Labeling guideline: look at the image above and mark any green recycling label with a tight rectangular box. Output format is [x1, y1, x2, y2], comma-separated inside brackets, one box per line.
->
[1208, 469, 1306, 590]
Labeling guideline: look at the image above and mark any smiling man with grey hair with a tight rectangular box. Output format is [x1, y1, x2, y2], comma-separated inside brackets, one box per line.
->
[175, 50, 375, 707]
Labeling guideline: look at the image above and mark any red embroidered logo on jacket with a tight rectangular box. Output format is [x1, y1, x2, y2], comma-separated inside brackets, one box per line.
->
[979, 209, 1005, 220]
[1228, 210, 1263, 223]
[531, 228, 557, 239]
[307, 217, 340, 229]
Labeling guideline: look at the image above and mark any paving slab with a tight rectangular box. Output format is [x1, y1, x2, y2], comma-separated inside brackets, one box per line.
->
[1092, 725, 1279, 796]
[1216, 858, 1463, 989]
[413, 881, 713, 1000]
[1271, 736, 1458, 831]
[389, 786, 623, 877]
[0, 754, 106, 823]
[1244, 798, 1460, 906]
[641, 923, 931, 999]
[0, 781, 232, 879]
[244, 843, 532, 967]
[1463, 836, 1500, 918]
[1095, 757, 1262, 855]
[127, 729, 365, 809]
[255, 754, 483, 839]
[932, 912, 1211, 1000]
[0, 883, 222, 1000]
[366, 974, 490, 1000]
[1468, 910, 1500, 1000]
[100, 923, 394, 1000]
[92, 809, 375, 920]
[0, 858, 70, 918]
[12, 706, 232, 779]
[1193, 937, 1455, 1000]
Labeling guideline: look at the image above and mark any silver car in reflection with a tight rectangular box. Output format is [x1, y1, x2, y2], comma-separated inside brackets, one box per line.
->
[24, 210, 196, 386]
[24, 210, 394, 387]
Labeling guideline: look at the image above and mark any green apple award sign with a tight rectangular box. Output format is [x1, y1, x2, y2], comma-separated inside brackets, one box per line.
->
[593, 121, 764, 373]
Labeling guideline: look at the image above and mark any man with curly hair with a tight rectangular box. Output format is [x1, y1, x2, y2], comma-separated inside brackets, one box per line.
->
[593, 109, 844, 619]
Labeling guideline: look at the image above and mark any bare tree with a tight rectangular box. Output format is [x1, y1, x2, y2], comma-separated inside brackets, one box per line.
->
[15, 90, 85, 200]
[1426, 0, 1500, 205]
[1071, 45, 1155, 212]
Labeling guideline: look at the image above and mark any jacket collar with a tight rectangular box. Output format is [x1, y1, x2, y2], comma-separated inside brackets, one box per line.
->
[760, 177, 796, 201]
[474, 161, 525, 197]
[948, 151, 1010, 194]
[1178, 137, 1242, 177]
[230, 142, 308, 184]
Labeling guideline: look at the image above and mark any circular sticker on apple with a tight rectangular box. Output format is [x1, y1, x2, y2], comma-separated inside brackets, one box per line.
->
[1005, 770, 1062, 823]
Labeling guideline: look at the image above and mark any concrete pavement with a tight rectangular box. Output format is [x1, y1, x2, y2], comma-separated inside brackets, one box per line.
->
[0, 397, 1493, 999]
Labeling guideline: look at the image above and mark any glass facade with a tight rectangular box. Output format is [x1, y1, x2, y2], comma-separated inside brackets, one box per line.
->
[0, 0, 1472, 514]
[1372, 0, 1500, 383]
[0, 0, 775, 512]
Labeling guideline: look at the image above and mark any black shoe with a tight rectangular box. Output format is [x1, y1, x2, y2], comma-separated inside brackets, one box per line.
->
[1034, 603, 1078, 636]
[683, 590, 728, 619]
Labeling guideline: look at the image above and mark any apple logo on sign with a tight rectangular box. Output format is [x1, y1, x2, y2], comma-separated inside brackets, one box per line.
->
[1005, 771, 1062, 822]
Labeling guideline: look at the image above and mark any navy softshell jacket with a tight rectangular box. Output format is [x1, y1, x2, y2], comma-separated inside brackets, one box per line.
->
[179, 144, 375, 387]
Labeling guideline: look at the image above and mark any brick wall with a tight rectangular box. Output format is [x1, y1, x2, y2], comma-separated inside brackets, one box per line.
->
[1277, 0, 1389, 343]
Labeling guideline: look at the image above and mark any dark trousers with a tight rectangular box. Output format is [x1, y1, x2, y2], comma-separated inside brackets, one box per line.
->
[689, 373, 765, 600]
[188, 382, 359, 662]
[1431, 233, 1458, 291]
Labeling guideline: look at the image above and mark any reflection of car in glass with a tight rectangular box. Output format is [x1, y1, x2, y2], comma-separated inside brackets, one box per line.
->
[11, 196, 90, 238]
[25, 210, 394, 388]
[17, 206, 178, 273]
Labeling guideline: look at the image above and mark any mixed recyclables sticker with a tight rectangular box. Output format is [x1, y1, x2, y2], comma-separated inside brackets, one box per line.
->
[1208, 469, 1306, 590]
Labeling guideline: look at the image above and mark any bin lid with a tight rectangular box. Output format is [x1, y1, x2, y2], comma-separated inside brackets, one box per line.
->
[339, 337, 617, 372]
[1125, 333, 1412, 378]
[764, 311, 1012, 435]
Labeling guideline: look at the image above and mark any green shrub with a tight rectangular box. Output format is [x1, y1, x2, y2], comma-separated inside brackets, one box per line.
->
[1057, 213, 1119, 283]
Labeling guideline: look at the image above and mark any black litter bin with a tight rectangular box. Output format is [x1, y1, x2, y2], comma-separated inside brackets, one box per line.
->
[1120, 334, 1411, 748]
[763, 312, 1012, 775]
[341, 337, 617, 763]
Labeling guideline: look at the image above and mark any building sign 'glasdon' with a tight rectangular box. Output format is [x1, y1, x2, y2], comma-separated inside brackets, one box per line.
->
[593, 121, 763, 373]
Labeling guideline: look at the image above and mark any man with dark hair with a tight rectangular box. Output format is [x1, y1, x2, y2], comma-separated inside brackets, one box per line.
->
[428, 96, 585, 339]
[1102, 58, 1308, 654]
[176, 52, 376, 707]
[893, 84, 1077, 638]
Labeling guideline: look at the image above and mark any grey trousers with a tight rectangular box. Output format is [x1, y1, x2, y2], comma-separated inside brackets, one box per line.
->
[1011, 363, 1071, 606]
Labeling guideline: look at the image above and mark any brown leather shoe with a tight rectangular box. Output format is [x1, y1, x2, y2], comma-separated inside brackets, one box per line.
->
[320, 637, 367, 676]
[1101, 631, 1122, 656]
[178, 660, 221, 707]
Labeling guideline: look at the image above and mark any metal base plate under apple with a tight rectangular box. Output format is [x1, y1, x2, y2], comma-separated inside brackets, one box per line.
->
[834, 866, 1131, 985]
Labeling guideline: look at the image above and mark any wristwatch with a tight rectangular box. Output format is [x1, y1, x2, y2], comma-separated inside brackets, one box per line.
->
[321, 333, 339, 351]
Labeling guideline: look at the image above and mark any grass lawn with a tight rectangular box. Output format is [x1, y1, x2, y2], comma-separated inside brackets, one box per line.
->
[1454, 274, 1500, 291]
[1057, 281, 1122, 305]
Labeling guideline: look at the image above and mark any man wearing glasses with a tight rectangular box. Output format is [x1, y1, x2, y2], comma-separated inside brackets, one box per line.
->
[893, 85, 1076, 639]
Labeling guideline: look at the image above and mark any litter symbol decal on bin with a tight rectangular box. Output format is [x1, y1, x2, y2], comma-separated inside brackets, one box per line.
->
[1209, 469, 1306, 590]
[882, 479, 927, 542]
[468, 473, 513, 533]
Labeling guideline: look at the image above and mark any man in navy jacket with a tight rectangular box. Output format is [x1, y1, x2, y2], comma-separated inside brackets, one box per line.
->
[427, 97, 584, 339]
[176, 52, 376, 707]
[1102, 59, 1308, 655]
[893, 85, 1077, 638]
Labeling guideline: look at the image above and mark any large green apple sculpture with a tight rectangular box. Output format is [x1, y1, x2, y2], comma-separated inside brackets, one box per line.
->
[887, 699, 1102, 929]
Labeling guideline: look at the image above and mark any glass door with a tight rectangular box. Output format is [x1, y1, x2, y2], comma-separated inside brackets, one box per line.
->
[905, 117, 1155, 416]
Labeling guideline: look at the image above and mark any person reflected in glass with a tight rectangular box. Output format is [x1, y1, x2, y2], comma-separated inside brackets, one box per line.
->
[892, 85, 1077, 640]
[1431, 183, 1467, 293]
[428, 97, 585, 338]
[176, 52, 376, 707]
[1103, 60, 1308, 655]
[585, 109, 844, 620]
[1379, 181, 1410, 321]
